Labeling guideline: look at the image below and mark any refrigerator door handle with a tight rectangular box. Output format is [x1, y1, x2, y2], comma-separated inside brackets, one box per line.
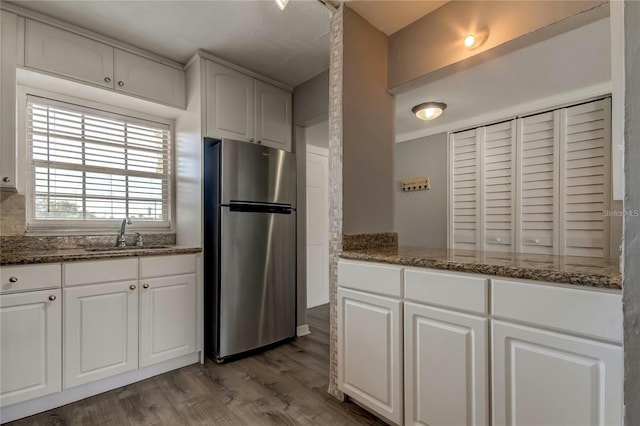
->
[228, 202, 293, 214]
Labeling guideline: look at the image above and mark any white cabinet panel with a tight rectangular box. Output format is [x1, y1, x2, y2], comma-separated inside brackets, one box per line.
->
[205, 60, 254, 141]
[64, 281, 138, 388]
[254, 80, 292, 151]
[140, 254, 196, 279]
[338, 260, 402, 297]
[139, 274, 196, 367]
[1, 289, 62, 407]
[64, 258, 137, 287]
[1, 263, 61, 294]
[114, 49, 185, 108]
[1, 11, 19, 191]
[492, 321, 622, 426]
[338, 287, 402, 425]
[25, 20, 114, 88]
[405, 303, 488, 426]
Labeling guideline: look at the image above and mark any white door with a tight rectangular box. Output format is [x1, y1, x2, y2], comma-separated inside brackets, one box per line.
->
[404, 302, 489, 426]
[114, 49, 185, 108]
[492, 320, 622, 426]
[205, 60, 254, 142]
[139, 274, 197, 368]
[25, 20, 114, 88]
[306, 146, 329, 308]
[64, 281, 138, 389]
[254, 80, 292, 151]
[0, 289, 62, 407]
[338, 287, 402, 425]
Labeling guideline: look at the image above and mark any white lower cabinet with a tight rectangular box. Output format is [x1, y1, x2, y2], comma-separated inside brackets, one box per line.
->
[338, 287, 403, 425]
[492, 320, 623, 426]
[0, 289, 62, 407]
[63, 280, 139, 389]
[140, 274, 197, 367]
[404, 302, 488, 426]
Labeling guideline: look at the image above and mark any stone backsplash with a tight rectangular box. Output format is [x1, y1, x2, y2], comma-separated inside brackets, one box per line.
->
[342, 232, 398, 251]
[1, 192, 26, 236]
[1, 233, 177, 253]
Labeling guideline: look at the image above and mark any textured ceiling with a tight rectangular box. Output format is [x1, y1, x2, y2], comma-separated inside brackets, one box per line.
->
[346, 0, 447, 35]
[8, 0, 331, 87]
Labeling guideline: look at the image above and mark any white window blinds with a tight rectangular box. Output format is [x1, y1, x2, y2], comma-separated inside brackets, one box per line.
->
[27, 96, 171, 228]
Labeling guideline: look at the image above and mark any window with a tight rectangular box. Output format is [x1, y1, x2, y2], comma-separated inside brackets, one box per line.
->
[27, 96, 172, 229]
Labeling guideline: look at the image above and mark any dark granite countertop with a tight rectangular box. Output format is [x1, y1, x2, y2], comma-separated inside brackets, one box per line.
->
[1, 246, 202, 266]
[340, 246, 622, 289]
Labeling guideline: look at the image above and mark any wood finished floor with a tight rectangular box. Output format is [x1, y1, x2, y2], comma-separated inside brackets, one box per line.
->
[8, 304, 386, 426]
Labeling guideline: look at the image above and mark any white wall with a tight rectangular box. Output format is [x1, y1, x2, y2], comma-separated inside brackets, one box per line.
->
[305, 119, 329, 149]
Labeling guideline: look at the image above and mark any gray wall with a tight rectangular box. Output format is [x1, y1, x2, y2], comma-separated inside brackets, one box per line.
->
[394, 133, 448, 248]
[342, 7, 394, 234]
[623, 0, 640, 422]
[293, 69, 329, 326]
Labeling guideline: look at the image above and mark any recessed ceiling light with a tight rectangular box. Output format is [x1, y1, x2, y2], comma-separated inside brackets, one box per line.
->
[412, 102, 447, 121]
[464, 34, 476, 48]
[275, 0, 289, 10]
[463, 29, 488, 50]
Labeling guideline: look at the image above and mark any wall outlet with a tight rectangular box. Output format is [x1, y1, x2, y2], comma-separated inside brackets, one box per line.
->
[401, 177, 430, 192]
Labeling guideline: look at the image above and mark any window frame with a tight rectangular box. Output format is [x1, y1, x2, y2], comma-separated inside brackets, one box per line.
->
[21, 87, 176, 234]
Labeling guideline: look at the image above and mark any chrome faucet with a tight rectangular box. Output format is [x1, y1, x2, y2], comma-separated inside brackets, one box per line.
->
[117, 217, 132, 247]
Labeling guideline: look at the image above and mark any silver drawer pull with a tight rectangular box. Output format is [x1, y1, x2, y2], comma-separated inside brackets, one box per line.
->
[143, 284, 149, 289]
[9, 276, 18, 283]
[495, 237, 501, 243]
[129, 284, 136, 290]
[2, 177, 10, 183]
[48, 295, 56, 301]
[104, 77, 111, 83]
[118, 81, 125, 87]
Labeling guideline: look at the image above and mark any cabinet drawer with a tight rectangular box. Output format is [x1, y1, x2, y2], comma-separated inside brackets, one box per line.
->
[491, 279, 622, 343]
[338, 260, 402, 297]
[1, 263, 61, 293]
[140, 254, 196, 279]
[404, 268, 488, 314]
[64, 258, 138, 286]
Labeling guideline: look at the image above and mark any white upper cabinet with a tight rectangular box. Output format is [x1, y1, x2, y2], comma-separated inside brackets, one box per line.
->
[114, 49, 186, 108]
[1, 10, 21, 191]
[559, 99, 611, 258]
[1, 289, 62, 407]
[254, 80, 292, 151]
[482, 120, 516, 253]
[205, 60, 255, 142]
[450, 98, 612, 258]
[25, 20, 114, 88]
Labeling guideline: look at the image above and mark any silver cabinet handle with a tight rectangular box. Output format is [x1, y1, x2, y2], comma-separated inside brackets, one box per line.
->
[49, 295, 56, 301]
[495, 238, 501, 243]
[9, 276, 17, 283]
[249, 138, 255, 143]
[129, 284, 136, 290]
[104, 77, 111, 83]
[143, 284, 149, 289]
[118, 81, 125, 87]
[2, 177, 10, 182]
[257, 140, 262, 145]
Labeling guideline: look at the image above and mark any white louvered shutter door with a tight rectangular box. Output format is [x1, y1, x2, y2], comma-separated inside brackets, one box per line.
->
[449, 129, 480, 250]
[517, 111, 560, 255]
[482, 120, 516, 252]
[559, 98, 611, 258]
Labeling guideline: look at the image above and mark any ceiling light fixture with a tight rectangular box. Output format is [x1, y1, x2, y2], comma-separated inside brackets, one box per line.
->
[275, 0, 289, 10]
[464, 34, 477, 48]
[412, 102, 447, 121]
[463, 29, 489, 50]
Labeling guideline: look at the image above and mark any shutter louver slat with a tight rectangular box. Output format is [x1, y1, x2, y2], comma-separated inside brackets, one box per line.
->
[27, 96, 171, 228]
[450, 129, 479, 250]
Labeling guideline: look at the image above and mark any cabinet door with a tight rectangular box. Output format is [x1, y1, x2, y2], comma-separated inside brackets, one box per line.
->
[404, 303, 488, 426]
[1, 289, 62, 407]
[139, 274, 196, 367]
[254, 80, 292, 152]
[1, 11, 18, 190]
[338, 287, 402, 425]
[64, 281, 138, 389]
[449, 129, 480, 250]
[205, 60, 254, 141]
[25, 20, 114, 88]
[114, 49, 186, 109]
[492, 320, 622, 426]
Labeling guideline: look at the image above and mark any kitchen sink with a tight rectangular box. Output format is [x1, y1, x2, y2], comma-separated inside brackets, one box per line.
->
[84, 245, 171, 252]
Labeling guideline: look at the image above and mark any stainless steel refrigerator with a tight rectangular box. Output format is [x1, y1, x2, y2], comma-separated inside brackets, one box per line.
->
[203, 138, 297, 362]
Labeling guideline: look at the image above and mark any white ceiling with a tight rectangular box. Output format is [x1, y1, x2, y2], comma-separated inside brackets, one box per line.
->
[8, 0, 331, 87]
[346, 0, 447, 35]
[395, 17, 612, 142]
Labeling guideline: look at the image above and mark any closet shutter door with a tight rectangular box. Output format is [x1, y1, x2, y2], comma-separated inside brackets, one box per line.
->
[517, 111, 559, 255]
[560, 98, 611, 258]
[450, 129, 479, 250]
[482, 120, 516, 252]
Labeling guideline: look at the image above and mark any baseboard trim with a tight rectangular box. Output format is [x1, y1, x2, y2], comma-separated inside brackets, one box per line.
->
[0, 352, 199, 424]
[296, 324, 311, 337]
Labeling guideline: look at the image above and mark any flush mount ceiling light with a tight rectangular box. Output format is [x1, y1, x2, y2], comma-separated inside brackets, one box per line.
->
[275, 0, 290, 10]
[463, 29, 489, 50]
[412, 102, 447, 121]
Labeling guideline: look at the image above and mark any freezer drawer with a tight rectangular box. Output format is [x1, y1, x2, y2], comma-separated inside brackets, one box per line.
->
[218, 206, 296, 358]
